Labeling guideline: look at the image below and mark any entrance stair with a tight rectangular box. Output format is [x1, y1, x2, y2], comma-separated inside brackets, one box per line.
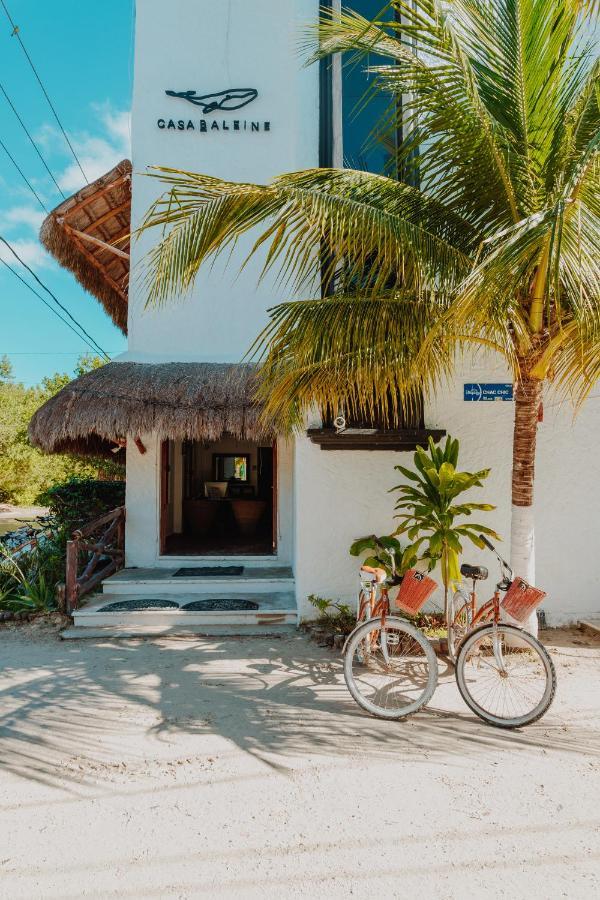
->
[61, 565, 297, 639]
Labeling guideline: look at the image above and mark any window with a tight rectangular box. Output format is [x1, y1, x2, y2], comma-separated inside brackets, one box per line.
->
[342, 1, 398, 176]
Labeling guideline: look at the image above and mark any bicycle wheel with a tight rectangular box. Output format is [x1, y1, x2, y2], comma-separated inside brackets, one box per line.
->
[344, 616, 438, 720]
[455, 623, 556, 728]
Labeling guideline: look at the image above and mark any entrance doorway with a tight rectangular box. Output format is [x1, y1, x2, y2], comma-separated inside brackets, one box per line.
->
[160, 437, 276, 556]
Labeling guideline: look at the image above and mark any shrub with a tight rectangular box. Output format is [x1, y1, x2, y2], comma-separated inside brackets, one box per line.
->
[0, 539, 62, 613]
[37, 477, 125, 535]
[307, 594, 356, 636]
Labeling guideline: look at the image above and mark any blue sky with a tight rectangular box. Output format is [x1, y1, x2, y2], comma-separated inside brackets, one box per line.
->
[0, 0, 134, 386]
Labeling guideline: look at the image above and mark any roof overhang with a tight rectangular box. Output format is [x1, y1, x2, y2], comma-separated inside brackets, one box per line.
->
[28, 361, 269, 456]
[39, 160, 131, 334]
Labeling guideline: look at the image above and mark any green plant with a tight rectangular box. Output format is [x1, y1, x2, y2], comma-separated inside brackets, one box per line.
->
[37, 477, 125, 534]
[393, 436, 499, 603]
[308, 594, 356, 636]
[137, 0, 599, 590]
[349, 533, 404, 582]
[0, 544, 57, 613]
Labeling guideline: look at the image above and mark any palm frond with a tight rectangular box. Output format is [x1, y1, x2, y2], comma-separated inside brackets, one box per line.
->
[251, 292, 454, 433]
[137, 166, 475, 307]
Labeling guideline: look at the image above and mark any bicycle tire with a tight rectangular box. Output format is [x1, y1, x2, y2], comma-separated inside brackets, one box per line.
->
[344, 616, 438, 720]
[455, 623, 556, 728]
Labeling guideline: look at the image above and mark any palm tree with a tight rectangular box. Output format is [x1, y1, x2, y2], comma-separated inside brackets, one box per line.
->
[139, 0, 599, 609]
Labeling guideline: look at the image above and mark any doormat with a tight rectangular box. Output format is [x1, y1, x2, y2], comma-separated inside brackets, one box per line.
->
[173, 566, 244, 577]
[99, 598, 180, 612]
[180, 599, 259, 611]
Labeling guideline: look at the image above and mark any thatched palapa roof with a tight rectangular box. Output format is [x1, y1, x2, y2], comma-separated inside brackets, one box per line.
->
[40, 160, 131, 333]
[29, 362, 269, 456]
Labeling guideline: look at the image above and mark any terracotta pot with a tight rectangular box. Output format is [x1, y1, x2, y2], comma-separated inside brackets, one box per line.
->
[230, 499, 267, 536]
[183, 499, 219, 536]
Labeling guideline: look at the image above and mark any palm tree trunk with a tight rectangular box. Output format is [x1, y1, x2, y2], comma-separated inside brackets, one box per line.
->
[510, 371, 542, 635]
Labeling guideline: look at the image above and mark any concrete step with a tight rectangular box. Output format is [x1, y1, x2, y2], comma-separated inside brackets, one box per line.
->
[579, 618, 600, 639]
[103, 566, 294, 596]
[72, 591, 297, 631]
[61, 624, 298, 640]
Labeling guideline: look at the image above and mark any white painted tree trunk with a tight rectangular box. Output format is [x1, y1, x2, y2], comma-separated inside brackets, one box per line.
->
[510, 505, 538, 635]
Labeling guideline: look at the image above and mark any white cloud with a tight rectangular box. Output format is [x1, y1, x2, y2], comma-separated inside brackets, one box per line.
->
[0, 238, 52, 269]
[0, 205, 46, 233]
[56, 103, 131, 194]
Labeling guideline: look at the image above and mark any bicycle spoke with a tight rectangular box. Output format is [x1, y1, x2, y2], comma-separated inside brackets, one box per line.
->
[457, 626, 553, 724]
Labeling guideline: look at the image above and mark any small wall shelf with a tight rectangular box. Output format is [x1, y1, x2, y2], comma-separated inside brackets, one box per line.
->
[306, 428, 447, 451]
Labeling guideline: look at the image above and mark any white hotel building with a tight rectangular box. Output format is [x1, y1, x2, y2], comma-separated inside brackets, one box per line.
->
[30, 0, 600, 630]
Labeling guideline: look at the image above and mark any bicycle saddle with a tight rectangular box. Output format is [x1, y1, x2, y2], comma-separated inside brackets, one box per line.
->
[460, 563, 488, 580]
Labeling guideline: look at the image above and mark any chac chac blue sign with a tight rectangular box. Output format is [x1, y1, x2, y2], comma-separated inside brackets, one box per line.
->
[464, 383, 513, 401]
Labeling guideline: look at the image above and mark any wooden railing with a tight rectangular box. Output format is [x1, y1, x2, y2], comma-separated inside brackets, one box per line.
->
[61, 506, 125, 613]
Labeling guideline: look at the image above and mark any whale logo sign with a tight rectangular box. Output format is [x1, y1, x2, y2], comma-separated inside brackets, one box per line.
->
[165, 88, 258, 114]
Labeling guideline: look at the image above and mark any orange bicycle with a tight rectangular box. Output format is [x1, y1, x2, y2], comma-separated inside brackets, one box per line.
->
[344, 537, 556, 728]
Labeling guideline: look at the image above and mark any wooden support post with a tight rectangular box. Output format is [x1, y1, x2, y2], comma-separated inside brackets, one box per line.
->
[65, 540, 79, 614]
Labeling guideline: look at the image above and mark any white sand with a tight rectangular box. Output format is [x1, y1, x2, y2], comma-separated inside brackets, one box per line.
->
[0, 625, 598, 899]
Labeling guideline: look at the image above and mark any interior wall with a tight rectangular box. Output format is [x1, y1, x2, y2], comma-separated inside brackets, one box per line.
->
[188, 437, 260, 497]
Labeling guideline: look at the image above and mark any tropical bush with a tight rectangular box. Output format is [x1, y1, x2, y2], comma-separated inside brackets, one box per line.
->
[393, 436, 499, 599]
[307, 594, 356, 635]
[38, 477, 126, 535]
[0, 539, 62, 613]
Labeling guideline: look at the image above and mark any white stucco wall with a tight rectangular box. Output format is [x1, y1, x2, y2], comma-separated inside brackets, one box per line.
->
[294, 352, 600, 625]
[126, 0, 320, 361]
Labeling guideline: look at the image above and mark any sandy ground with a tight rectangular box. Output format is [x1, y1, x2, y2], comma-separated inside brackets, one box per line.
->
[0, 624, 598, 900]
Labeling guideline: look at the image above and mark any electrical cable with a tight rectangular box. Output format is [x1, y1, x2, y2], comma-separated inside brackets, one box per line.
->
[0, 257, 108, 358]
[0, 0, 88, 184]
[0, 136, 48, 212]
[0, 80, 66, 199]
[0, 236, 109, 360]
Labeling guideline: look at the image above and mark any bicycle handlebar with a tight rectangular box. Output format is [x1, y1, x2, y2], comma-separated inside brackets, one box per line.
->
[478, 533, 495, 552]
[479, 534, 513, 581]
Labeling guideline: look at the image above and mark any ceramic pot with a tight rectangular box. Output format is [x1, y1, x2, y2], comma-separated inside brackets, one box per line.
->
[230, 499, 267, 536]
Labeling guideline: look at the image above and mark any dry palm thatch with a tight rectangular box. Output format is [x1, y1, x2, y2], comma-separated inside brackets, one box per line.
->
[40, 160, 131, 334]
[29, 362, 268, 456]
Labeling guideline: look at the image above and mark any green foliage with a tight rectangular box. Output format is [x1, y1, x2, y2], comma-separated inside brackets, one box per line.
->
[393, 436, 499, 592]
[0, 355, 118, 505]
[38, 477, 126, 534]
[349, 533, 404, 582]
[307, 594, 356, 635]
[0, 540, 62, 613]
[0, 355, 13, 382]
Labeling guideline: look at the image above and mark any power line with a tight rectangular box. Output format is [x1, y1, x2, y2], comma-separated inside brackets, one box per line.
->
[0, 80, 66, 199]
[0, 351, 118, 356]
[0, 256, 108, 358]
[0, 136, 48, 212]
[0, 0, 88, 185]
[0, 236, 109, 360]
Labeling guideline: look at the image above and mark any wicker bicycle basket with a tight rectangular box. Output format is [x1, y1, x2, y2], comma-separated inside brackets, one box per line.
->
[393, 569, 438, 615]
[501, 577, 547, 623]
